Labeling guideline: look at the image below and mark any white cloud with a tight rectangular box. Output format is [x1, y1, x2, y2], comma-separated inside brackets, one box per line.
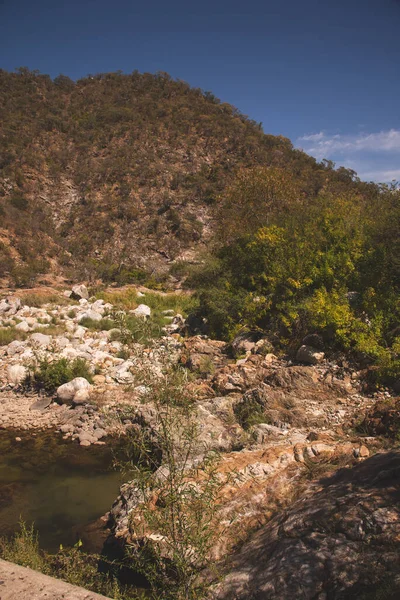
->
[357, 168, 400, 182]
[299, 132, 325, 142]
[297, 129, 400, 158]
[296, 129, 400, 182]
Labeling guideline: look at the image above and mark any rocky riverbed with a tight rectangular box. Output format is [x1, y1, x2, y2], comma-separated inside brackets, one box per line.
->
[1, 284, 399, 599]
[0, 285, 183, 444]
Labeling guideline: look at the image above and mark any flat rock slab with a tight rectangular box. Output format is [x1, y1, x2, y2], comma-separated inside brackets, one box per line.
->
[0, 559, 112, 600]
[29, 398, 53, 411]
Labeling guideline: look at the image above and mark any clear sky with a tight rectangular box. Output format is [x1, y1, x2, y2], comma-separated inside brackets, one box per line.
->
[1, 0, 399, 182]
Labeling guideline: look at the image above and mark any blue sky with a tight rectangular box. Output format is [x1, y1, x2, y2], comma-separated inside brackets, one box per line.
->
[1, 0, 399, 182]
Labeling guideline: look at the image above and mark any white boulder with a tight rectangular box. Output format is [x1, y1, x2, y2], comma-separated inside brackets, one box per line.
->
[72, 326, 86, 339]
[71, 284, 89, 300]
[132, 304, 151, 319]
[73, 387, 91, 405]
[7, 364, 27, 385]
[56, 377, 92, 405]
[6, 340, 25, 356]
[79, 310, 103, 322]
[0, 297, 21, 316]
[30, 332, 52, 347]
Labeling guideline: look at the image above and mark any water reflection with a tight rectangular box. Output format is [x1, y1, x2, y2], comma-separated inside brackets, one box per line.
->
[0, 431, 124, 551]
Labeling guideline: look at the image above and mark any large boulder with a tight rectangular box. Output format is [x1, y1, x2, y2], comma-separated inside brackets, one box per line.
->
[71, 284, 89, 300]
[131, 304, 151, 319]
[79, 310, 103, 322]
[296, 344, 324, 365]
[180, 336, 227, 374]
[56, 377, 92, 405]
[214, 452, 400, 600]
[30, 332, 52, 347]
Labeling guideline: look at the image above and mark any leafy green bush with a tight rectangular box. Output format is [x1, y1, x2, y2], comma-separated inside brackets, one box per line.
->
[191, 175, 400, 385]
[21, 292, 72, 307]
[28, 357, 93, 393]
[234, 395, 266, 430]
[112, 313, 163, 345]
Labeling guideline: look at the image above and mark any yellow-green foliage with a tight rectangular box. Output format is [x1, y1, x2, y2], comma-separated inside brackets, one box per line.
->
[302, 288, 353, 341]
[191, 171, 400, 383]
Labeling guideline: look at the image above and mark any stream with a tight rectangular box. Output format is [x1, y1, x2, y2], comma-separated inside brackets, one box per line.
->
[0, 430, 126, 552]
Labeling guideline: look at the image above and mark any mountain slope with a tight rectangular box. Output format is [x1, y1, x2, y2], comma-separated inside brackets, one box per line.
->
[0, 68, 376, 287]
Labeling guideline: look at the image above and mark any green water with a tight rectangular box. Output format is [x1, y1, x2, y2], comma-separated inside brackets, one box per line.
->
[0, 431, 125, 552]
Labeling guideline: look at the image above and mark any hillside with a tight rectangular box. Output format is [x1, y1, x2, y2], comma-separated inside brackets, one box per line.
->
[0, 68, 377, 288]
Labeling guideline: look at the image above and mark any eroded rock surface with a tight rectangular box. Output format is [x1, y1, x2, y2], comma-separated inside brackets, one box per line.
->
[214, 451, 400, 600]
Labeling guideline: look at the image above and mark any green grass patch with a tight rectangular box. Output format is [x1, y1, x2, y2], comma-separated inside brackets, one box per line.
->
[79, 317, 115, 331]
[20, 292, 73, 308]
[96, 288, 198, 317]
[0, 327, 27, 346]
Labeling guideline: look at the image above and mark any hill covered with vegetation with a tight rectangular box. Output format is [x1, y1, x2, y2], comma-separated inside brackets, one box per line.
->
[0, 67, 377, 286]
[1, 67, 399, 384]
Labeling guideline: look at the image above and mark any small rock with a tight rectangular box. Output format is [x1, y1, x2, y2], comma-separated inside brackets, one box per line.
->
[30, 398, 52, 411]
[15, 320, 30, 333]
[15, 437, 22, 442]
[79, 431, 97, 445]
